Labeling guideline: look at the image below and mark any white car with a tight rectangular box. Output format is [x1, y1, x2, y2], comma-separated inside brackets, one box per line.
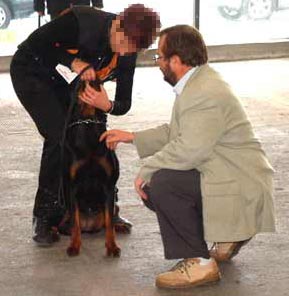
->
[218, 0, 289, 20]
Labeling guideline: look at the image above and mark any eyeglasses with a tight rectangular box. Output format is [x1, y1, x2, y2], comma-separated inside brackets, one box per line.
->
[153, 54, 165, 62]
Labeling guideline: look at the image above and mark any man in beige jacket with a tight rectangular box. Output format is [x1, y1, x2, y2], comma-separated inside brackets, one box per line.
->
[100, 25, 275, 289]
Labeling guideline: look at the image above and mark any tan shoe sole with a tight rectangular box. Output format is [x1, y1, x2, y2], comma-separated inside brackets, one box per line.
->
[155, 272, 221, 289]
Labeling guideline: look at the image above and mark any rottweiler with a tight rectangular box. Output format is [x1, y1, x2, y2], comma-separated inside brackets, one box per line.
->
[59, 78, 121, 257]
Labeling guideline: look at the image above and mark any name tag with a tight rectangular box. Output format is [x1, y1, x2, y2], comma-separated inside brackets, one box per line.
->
[55, 63, 78, 84]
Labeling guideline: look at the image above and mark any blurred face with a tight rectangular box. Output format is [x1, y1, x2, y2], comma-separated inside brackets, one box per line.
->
[156, 36, 178, 86]
[110, 19, 138, 55]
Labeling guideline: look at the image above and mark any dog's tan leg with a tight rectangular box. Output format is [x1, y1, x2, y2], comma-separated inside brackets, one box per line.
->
[70, 160, 86, 180]
[67, 206, 82, 257]
[104, 206, 121, 257]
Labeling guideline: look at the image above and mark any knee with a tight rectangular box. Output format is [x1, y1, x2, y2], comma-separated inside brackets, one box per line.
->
[150, 169, 175, 205]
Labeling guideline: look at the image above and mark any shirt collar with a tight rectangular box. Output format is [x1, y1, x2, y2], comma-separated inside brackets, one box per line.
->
[173, 67, 197, 96]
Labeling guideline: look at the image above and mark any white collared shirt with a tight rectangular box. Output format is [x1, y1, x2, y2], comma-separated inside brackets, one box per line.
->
[173, 67, 197, 96]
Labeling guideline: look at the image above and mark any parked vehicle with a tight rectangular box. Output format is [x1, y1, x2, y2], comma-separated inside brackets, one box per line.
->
[0, 0, 34, 29]
[218, 0, 289, 20]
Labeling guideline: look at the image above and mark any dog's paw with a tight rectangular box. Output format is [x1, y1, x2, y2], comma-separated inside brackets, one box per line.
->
[106, 245, 121, 258]
[67, 246, 80, 257]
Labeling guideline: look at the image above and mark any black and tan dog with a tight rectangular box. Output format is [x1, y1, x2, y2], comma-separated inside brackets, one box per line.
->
[59, 78, 121, 257]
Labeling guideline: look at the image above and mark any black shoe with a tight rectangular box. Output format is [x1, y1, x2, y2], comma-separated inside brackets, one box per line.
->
[32, 217, 60, 247]
[113, 214, 133, 234]
[113, 203, 133, 233]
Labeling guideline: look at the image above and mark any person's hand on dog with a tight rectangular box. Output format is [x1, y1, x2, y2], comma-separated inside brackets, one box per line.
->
[100, 129, 135, 150]
[71, 58, 96, 81]
[134, 176, 148, 200]
[79, 82, 112, 112]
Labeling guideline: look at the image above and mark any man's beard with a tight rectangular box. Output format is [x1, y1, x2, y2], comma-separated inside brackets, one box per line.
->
[162, 64, 178, 86]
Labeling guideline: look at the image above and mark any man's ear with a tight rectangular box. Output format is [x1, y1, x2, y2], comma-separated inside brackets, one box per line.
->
[169, 55, 181, 68]
[171, 55, 181, 64]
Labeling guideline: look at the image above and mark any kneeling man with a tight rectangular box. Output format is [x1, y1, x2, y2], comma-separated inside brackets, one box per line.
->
[100, 25, 275, 289]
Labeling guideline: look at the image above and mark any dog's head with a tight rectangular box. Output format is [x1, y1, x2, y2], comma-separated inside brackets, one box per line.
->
[67, 77, 108, 157]
[77, 78, 102, 96]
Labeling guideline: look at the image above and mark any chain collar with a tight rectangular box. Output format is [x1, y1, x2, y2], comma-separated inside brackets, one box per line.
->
[68, 119, 107, 129]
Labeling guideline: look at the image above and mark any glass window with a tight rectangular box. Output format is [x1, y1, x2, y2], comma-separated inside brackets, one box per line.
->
[0, 0, 195, 56]
[0, 0, 36, 56]
[200, 0, 289, 45]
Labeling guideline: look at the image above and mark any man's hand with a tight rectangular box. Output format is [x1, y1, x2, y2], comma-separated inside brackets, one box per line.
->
[134, 176, 148, 200]
[79, 83, 111, 112]
[71, 58, 95, 81]
[100, 129, 135, 150]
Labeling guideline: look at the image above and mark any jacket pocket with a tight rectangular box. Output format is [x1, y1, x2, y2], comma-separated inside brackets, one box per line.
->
[204, 180, 239, 197]
[202, 180, 241, 238]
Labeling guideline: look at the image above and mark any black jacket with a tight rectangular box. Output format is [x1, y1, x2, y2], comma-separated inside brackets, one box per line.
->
[18, 7, 137, 115]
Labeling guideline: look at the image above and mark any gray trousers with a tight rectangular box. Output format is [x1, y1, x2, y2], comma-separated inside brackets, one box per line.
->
[143, 169, 209, 259]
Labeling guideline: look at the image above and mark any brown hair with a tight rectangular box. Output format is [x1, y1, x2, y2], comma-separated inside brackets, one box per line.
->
[119, 4, 161, 50]
[160, 25, 208, 67]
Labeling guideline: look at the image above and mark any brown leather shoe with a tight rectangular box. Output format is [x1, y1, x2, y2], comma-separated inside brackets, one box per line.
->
[155, 258, 221, 289]
[209, 240, 250, 262]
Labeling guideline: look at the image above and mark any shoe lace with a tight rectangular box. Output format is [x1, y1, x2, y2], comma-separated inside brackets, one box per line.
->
[171, 259, 195, 275]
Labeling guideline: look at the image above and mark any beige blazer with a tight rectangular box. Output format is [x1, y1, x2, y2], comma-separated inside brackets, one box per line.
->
[134, 64, 275, 242]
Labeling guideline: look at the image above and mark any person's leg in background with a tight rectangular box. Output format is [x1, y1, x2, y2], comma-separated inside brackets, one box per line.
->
[92, 0, 103, 9]
[142, 169, 221, 289]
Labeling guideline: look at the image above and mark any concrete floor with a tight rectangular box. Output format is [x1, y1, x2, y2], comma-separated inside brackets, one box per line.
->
[0, 59, 289, 296]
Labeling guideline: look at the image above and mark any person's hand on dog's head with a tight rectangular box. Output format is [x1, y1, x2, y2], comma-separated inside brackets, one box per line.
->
[79, 83, 112, 112]
[71, 58, 96, 81]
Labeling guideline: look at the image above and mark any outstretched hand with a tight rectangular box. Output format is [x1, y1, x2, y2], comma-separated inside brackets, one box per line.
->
[100, 129, 135, 150]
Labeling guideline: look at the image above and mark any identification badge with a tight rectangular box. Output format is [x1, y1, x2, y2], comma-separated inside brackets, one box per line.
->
[55, 63, 78, 84]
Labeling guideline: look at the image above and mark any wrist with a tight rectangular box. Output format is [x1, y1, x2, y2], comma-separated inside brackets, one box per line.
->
[129, 132, 135, 143]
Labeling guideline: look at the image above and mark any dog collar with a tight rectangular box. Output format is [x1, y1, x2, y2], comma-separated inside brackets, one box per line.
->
[68, 119, 107, 129]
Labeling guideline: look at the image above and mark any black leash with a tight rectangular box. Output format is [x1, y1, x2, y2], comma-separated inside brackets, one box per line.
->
[57, 64, 94, 211]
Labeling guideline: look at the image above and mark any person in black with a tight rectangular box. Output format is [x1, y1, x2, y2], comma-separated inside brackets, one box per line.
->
[34, 0, 104, 21]
[72, 0, 103, 9]
[10, 4, 160, 246]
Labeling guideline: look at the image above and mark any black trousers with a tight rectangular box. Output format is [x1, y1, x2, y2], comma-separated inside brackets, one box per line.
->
[10, 49, 71, 225]
[143, 169, 209, 259]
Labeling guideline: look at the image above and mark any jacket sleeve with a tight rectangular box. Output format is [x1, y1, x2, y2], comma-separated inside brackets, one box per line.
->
[34, 0, 45, 12]
[133, 124, 170, 158]
[110, 54, 137, 115]
[136, 103, 225, 182]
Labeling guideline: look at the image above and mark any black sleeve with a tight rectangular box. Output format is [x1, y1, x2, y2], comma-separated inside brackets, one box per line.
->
[110, 54, 137, 116]
[25, 10, 79, 68]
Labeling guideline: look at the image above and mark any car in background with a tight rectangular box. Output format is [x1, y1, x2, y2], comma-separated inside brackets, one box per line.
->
[218, 0, 289, 20]
[0, 0, 34, 29]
